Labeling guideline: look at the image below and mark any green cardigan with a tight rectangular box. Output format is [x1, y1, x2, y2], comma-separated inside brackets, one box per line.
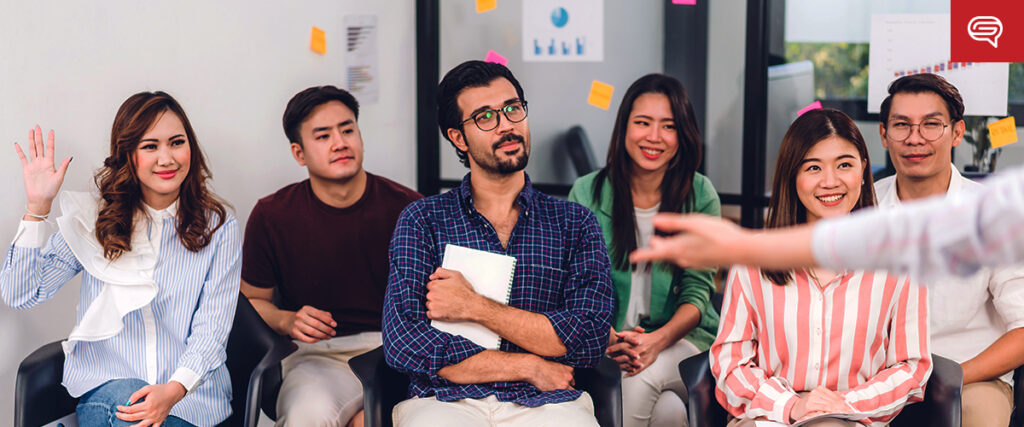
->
[568, 170, 721, 351]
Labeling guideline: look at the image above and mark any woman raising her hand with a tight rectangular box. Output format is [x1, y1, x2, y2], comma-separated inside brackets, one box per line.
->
[2, 92, 240, 426]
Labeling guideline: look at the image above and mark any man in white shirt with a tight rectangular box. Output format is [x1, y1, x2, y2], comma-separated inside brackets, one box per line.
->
[873, 73, 1024, 427]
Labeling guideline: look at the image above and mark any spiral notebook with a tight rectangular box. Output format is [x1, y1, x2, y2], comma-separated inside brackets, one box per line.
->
[430, 244, 517, 349]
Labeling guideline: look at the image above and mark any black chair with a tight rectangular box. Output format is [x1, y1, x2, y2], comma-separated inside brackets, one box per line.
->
[678, 351, 963, 427]
[350, 347, 622, 427]
[1010, 364, 1024, 427]
[14, 293, 297, 427]
[565, 125, 599, 177]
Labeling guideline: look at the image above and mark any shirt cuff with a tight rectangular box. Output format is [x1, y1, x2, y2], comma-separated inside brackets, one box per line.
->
[811, 220, 841, 270]
[12, 220, 48, 248]
[169, 367, 202, 394]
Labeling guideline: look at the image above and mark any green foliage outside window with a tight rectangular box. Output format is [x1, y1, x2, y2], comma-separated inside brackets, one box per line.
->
[786, 42, 1024, 103]
[785, 42, 870, 100]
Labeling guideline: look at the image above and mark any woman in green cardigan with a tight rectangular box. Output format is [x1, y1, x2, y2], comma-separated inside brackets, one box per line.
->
[569, 74, 720, 427]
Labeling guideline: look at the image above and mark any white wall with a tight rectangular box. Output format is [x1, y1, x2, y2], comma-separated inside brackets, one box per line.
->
[704, 0, 747, 196]
[0, 1, 416, 421]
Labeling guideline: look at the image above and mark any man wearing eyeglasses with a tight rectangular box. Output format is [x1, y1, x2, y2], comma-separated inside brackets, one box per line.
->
[381, 60, 613, 426]
[874, 73, 1024, 427]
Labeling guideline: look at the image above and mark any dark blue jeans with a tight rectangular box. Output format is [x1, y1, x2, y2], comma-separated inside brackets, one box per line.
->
[76, 378, 195, 427]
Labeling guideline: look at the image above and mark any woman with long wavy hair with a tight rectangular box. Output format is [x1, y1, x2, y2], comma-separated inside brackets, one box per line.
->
[1, 91, 239, 427]
[569, 73, 721, 427]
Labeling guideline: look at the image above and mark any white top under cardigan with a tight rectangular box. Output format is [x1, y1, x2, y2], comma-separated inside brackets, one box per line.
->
[0, 192, 241, 426]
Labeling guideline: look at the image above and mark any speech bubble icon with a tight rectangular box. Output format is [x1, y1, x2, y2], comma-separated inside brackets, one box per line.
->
[968, 16, 1003, 48]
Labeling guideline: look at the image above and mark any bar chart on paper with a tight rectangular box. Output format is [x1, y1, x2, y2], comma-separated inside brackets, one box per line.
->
[345, 14, 379, 104]
[867, 14, 1008, 116]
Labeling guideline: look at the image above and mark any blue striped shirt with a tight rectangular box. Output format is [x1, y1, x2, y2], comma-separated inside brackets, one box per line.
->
[1, 205, 240, 426]
[382, 173, 613, 407]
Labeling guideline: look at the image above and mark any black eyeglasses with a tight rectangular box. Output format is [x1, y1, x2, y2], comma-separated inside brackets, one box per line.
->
[460, 101, 529, 131]
[885, 119, 950, 142]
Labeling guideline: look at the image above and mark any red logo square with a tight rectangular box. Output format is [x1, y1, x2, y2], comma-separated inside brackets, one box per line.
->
[952, 0, 1024, 62]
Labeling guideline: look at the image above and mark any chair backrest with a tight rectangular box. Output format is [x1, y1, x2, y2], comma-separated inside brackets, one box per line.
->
[224, 293, 292, 426]
[565, 125, 598, 177]
[678, 351, 728, 426]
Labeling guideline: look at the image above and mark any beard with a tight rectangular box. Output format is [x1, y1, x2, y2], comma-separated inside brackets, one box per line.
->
[469, 133, 529, 174]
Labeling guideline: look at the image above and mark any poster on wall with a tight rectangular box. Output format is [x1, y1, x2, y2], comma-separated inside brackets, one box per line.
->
[522, 0, 603, 62]
[867, 14, 1008, 116]
[344, 14, 379, 105]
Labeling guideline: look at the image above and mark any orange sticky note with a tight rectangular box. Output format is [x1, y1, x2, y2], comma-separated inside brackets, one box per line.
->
[587, 80, 614, 110]
[989, 116, 1018, 148]
[476, 0, 497, 13]
[310, 26, 326, 55]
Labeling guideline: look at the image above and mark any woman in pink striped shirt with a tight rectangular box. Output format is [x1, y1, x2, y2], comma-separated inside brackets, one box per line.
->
[710, 109, 931, 427]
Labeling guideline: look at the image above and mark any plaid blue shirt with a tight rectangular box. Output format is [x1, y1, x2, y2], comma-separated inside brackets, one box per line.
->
[382, 173, 613, 407]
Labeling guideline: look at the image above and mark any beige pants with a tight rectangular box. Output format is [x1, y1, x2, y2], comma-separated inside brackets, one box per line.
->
[275, 332, 382, 427]
[961, 379, 1013, 427]
[621, 338, 700, 427]
[393, 393, 599, 427]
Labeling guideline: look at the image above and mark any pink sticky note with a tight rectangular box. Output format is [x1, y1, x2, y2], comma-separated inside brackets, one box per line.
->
[797, 100, 823, 116]
[672, 0, 697, 4]
[484, 50, 508, 66]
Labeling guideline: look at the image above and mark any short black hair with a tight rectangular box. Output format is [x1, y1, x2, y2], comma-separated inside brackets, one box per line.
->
[282, 85, 360, 146]
[437, 60, 526, 167]
[879, 74, 964, 125]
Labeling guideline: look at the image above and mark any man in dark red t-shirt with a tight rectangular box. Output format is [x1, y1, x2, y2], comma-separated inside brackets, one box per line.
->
[241, 85, 421, 427]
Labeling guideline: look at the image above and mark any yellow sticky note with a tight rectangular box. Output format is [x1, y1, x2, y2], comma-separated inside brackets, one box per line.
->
[989, 116, 1018, 148]
[587, 80, 614, 110]
[310, 26, 326, 55]
[476, 0, 497, 13]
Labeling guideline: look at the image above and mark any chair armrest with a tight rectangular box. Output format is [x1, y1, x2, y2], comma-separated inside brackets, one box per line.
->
[679, 351, 728, 427]
[892, 354, 963, 427]
[16, 341, 78, 427]
[575, 356, 622, 427]
[246, 337, 297, 426]
[350, 346, 411, 427]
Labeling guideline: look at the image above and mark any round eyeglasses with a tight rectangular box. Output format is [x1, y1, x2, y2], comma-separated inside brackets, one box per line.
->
[885, 119, 949, 142]
[460, 101, 528, 132]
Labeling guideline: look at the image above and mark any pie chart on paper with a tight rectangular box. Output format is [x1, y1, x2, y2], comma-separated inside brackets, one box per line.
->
[551, 7, 569, 28]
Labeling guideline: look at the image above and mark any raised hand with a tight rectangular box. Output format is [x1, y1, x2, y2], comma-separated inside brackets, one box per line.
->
[15, 126, 72, 217]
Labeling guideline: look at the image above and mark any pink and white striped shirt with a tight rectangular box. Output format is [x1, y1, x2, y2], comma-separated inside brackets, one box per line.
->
[710, 266, 931, 426]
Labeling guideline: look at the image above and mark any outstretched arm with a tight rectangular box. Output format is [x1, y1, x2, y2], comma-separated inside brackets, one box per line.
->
[629, 214, 816, 270]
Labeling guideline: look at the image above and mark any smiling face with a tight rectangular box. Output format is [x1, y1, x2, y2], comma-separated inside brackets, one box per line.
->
[624, 92, 679, 177]
[795, 136, 865, 223]
[446, 78, 530, 175]
[134, 110, 191, 209]
[292, 100, 364, 182]
[880, 91, 964, 183]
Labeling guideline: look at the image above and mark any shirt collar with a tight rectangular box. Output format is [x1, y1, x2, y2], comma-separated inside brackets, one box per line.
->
[142, 199, 178, 221]
[458, 172, 537, 213]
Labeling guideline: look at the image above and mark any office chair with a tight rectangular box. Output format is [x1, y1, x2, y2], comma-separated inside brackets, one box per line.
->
[1010, 364, 1024, 427]
[350, 346, 623, 427]
[678, 351, 963, 427]
[565, 125, 599, 177]
[14, 293, 297, 427]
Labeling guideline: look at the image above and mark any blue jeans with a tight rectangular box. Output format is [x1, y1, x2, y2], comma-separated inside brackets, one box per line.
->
[76, 378, 196, 427]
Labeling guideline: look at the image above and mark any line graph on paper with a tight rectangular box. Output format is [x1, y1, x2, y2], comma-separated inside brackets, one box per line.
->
[868, 14, 1007, 116]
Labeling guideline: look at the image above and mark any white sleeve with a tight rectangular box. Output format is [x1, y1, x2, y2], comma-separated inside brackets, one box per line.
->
[812, 165, 1024, 282]
[12, 220, 51, 248]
